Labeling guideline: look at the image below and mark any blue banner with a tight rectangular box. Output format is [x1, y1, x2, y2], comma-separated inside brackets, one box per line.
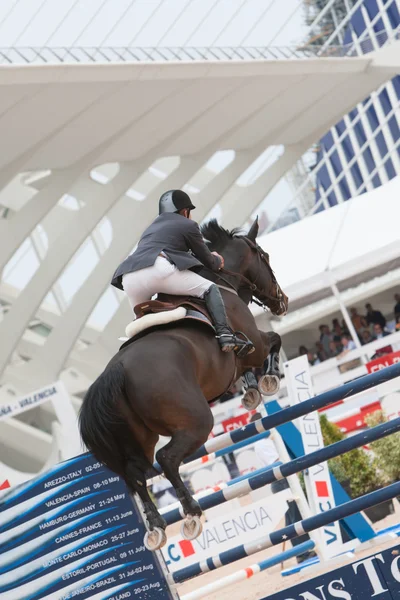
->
[0, 453, 175, 600]
[265, 542, 400, 600]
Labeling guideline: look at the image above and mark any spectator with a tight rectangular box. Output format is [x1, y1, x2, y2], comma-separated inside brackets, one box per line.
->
[362, 330, 376, 345]
[394, 294, 400, 320]
[350, 307, 367, 334]
[341, 319, 350, 336]
[365, 303, 386, 330]
[299, 345, 320, 366]
[332, 319, 343, 343]
[396, 315, 400, 332]
[372, 323, 393, 358]
[319, 325, 333, 357]
[337, 334, 356, 359]
[373, 323, 390, 339]
[315, 341, 327, 362]
[329, 340, 340, 357]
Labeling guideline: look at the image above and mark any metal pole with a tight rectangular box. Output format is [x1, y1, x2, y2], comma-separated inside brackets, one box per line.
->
[183, 362, 400, 463]
[161, 417, 400, 525]
[171, 480, 400, 583]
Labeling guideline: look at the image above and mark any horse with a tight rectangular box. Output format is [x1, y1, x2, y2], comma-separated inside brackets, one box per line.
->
[79, 217, 288, 551]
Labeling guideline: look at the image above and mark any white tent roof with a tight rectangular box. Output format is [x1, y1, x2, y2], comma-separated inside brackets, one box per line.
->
[256, 175, 400, 315]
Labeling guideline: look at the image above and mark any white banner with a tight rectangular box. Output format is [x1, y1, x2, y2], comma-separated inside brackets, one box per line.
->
[162, 489, 292, 571]
[284, 355, 343, 558]
[0, 383, 64, 421]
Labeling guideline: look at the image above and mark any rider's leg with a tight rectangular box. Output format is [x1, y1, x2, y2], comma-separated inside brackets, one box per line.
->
[122, 256, 176, 315]
[157, 267, 251, 353]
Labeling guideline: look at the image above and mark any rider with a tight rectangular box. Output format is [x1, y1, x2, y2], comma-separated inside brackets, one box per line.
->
[111, 189, 252, 355]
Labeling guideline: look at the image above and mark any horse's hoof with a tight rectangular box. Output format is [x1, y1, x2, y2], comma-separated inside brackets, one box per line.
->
[181, 515, 203, 541]
[242, 387, 262, 411]
[144, 527, 167, 551]
[258, 374, 280, 396]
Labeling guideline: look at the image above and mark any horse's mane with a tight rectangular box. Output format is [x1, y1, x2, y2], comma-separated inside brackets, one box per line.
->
[200, 219, 244, 250]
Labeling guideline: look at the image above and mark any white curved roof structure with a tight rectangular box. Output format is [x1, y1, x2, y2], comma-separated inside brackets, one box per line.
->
[0, 40, 399, 399]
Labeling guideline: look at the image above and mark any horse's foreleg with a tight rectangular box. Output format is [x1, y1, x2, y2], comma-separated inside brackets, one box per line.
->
[258, 330, 282, 396]
[240, 330, 282, 410]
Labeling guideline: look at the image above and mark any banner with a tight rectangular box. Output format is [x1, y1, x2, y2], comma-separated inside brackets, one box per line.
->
[0, 454, 176, 600]
[284, 356, 342, 558]
[162, 489, 292, 572]
[264, 542, 400, 600]
[0, 383, 64, 421]
[366, 350, 400, 373]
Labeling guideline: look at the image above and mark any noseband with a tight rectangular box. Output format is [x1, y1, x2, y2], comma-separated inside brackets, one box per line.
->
[219, 237, 286, 314]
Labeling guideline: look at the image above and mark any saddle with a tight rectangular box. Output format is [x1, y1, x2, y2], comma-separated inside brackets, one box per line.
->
[134, 294, 209, 320]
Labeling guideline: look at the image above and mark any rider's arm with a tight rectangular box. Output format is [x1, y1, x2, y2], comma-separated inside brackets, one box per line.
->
[184, 222, 222, 272]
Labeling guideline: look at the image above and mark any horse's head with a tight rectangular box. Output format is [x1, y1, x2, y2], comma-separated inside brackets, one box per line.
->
[201, 218, 288, 317]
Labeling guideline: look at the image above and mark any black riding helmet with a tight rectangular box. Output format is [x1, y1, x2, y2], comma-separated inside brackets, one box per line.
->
[159, 189, 196, 215]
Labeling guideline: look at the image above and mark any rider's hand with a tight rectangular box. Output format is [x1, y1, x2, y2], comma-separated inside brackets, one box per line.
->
[212, 251, 224, 270]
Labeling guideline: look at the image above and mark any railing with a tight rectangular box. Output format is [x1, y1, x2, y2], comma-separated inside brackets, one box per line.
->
[0, 30, 397, 66]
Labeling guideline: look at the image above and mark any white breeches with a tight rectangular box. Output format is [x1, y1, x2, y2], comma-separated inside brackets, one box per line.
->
[122, 255, 213, 314]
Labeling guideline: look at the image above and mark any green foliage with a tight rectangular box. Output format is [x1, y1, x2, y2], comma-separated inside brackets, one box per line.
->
[365, 410, 400, 483]
[319, 414, 383, 498]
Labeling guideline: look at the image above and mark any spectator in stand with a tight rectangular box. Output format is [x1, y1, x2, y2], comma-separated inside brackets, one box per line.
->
[365, 303, 386, 330]
[341, 319, 350, 336]
[350, 307, 368, 334]
[319, 325, 333, 357]
[299, 345, 320, 366]
[372, 323, 393, 358]
[362, 330, 376, 345]
[394, 294, 400, 320]
[332, 319, 343, 343]
[337, 334, 357, 359]
[316, 341, 327, 362]
[329, 340, 341, 357]
[396, 315, 400, 332]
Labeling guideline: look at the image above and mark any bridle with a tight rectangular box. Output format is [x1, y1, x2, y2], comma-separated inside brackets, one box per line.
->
[216, 237, 286, 314]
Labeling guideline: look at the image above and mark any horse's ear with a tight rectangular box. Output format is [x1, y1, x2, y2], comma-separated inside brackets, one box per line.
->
[247, 216, 259, 242]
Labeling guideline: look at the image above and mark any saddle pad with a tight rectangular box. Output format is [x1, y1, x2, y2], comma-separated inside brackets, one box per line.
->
[118, 308, 214, 346]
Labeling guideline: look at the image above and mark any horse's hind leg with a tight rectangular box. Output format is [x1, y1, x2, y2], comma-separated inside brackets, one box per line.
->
[258, 330, 282, 396]
[125, 459, 168, 551]
[155, 398, 213, 541]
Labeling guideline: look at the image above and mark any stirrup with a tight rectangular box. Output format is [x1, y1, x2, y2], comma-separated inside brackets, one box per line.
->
[234, 331, 255, 358]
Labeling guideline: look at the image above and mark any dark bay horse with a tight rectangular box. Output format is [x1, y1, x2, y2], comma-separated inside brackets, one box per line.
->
[79, 218, 288, 551]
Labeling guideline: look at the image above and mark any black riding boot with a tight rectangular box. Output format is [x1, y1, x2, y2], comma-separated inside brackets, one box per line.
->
[204, 285, 254, 356]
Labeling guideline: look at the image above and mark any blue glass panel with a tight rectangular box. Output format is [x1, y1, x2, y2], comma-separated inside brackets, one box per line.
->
[392, 75, 400, 99]
[372, 173, 382, 187]
[362, 146, 376, 173]
[353, 120, 368, 146]
[384, 157, 396, 179]
[337, 175, 352, 201]
[388, 115, 400, 143]
[365, 104, 379, 130]
[375, 131, 388, 158]
[348, 108, 359, 122]
[351, 7, 367, 36]
[364, 0, 386, 43]
[387, 1, 400, 28]
[379, 88, 392, 115]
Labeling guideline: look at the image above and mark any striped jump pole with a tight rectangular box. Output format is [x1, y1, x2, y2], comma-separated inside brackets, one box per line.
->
[170, 480, 400, 584]
[180, 540, 315, 600]
[162, 416, 400, 524]
[186, 361, 400, 462]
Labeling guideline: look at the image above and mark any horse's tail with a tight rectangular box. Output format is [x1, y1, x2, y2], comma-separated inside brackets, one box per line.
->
[79, 361, 154, 476]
